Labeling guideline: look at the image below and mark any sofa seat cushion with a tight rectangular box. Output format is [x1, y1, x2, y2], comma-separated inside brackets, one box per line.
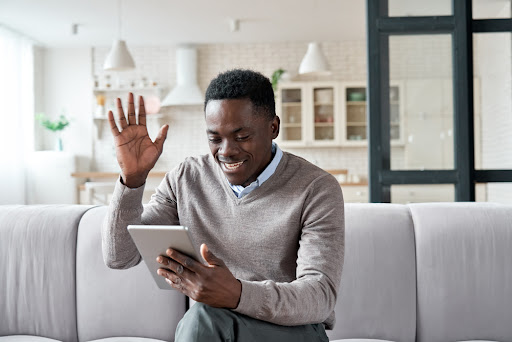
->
[327, 204, 416, 342]
[0, 335, 63, 341]
[76, 206, 185, 342]
[330, 339, 396, 342]
[410, 203, 512, 342]
[88, 338, 167, 342]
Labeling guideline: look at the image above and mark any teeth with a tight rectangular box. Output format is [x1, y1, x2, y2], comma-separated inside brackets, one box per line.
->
[224, 161, 243, 170]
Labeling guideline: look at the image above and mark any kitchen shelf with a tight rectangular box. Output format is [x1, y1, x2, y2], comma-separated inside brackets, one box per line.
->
[314, 122, 335, 127]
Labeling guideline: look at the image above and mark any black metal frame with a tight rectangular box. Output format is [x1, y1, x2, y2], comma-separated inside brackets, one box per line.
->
[367, 0, 512, 203]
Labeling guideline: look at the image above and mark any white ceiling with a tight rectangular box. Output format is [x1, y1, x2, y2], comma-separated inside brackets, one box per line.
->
[1, 0, 509, 48]
[0, 0, 367, 47]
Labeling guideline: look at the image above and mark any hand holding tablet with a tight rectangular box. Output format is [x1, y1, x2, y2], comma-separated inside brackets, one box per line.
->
[127, 225, 201, 290]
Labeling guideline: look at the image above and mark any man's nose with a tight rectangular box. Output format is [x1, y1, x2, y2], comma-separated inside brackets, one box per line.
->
[219, 139, 239, 157]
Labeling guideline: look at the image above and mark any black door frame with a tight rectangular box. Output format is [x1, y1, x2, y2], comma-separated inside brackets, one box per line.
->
[367, 0, 512, 202]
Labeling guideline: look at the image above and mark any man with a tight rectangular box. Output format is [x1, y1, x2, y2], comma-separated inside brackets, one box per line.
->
[102, 69, 344, 341]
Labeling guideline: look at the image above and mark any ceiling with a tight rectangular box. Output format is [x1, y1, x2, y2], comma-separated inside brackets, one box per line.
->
[0, 0, 367, 47]
[1, 0, 509, 48]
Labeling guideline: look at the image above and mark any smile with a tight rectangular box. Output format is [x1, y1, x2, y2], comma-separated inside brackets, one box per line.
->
[223, 161, 244, 170]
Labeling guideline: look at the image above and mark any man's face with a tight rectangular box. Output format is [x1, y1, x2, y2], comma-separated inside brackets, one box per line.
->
[205, 98, 279, 187]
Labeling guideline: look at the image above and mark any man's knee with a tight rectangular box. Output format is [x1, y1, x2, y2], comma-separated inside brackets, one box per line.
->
[176, 303, 236, 341]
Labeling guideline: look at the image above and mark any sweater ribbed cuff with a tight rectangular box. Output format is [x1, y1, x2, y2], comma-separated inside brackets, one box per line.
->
[232, 279, 267, 319]
[112, 176, 146, 211]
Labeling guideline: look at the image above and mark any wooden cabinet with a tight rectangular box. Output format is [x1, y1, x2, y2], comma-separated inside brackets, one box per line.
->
[276, 82, 341, 147]
[341, 82, 404, 146]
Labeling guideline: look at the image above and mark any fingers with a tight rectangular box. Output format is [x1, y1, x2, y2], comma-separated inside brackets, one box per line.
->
[157, 268, 185, 290]
[127, 93, 136, 125]
[116, 98, 128, 130]
[107, 110, 120, 137]
[157, 255, 188, 276]
[166, 248, 202, 273]
[138, 95, 147, 126]
[154, 124, 169, 153]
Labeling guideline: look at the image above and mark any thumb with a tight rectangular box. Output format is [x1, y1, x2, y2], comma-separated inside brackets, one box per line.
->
[154, 124, 169, 153]
[200, 243, 224, 266]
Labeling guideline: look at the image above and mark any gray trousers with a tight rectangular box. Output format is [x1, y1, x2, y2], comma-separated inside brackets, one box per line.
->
[175, 303, 329, 342]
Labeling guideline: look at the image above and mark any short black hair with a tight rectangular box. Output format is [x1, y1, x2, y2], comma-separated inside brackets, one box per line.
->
[204, 69, 276, 120]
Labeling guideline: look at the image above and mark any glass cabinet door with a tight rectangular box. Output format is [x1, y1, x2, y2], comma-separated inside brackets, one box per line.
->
[313, 87, 336, 142]
[345, 87, 367, 143]
[279, 88, 303, 142]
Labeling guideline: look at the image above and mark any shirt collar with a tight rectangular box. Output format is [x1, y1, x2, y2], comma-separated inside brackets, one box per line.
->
[228, 142, 283, 198]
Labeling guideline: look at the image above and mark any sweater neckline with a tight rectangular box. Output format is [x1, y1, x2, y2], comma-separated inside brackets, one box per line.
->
[212, 152, 289, 204]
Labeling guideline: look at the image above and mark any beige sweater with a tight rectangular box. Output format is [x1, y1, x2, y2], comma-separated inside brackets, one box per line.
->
[102, 152, 345, 328]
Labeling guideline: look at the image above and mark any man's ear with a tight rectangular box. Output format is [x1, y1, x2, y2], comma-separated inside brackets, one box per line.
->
[271, 116, 280, 139]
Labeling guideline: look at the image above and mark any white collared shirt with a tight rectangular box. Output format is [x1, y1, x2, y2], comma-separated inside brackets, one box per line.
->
[228, 143, 283, 198]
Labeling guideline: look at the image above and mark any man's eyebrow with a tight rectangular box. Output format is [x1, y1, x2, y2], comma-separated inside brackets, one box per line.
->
[206, 127, 246, 135]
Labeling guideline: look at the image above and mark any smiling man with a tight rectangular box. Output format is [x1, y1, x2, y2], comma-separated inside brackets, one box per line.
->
[102, 69, 344, 341]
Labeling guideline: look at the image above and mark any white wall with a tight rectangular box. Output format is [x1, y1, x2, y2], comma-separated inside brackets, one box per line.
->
[37, 47, 93, 170]
[29, 47, 93, 204]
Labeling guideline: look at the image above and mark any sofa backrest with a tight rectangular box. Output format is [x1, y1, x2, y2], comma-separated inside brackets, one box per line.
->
[326, 203, 417, 342]
[0, 205, 91, 342]
[75, 206, 186, 342]
[410, 203, 512, 342]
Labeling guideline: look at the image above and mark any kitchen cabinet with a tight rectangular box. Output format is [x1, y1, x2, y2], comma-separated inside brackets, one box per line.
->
[276, 82, 341, 147]
[402, 78, 481, 170]
[341, 184, 369, 203]
[341, 82, 405, 146]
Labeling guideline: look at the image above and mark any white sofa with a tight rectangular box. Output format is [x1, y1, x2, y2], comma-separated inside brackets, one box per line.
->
[1, 203, 511, 342]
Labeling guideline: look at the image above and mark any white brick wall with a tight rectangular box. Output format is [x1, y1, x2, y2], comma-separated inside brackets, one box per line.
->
[91, 38, 457, 178]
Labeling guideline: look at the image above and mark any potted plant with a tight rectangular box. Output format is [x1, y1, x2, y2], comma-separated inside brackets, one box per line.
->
[36, 113, 70, 151]
[271, 68, 286, 92]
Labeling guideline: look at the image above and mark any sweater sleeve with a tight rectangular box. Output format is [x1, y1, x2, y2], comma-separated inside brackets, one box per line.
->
[101, 172, 180, 270]
[232, 174, 345, 328]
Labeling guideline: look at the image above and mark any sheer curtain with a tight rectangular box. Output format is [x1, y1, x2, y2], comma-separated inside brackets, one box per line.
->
[0, 26, 34, 204]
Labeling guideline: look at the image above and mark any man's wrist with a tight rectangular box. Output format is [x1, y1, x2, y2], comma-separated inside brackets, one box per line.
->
[229, 279, 242, 309]
[120, 173, 148, 189]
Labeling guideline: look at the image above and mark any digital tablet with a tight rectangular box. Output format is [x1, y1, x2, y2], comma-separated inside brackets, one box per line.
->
[127, 225, 202, 290]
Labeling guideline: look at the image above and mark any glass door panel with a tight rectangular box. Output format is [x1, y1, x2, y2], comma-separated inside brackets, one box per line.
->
[313, 87, 335, 141]
[346, 87, 367, 142]
[280, 88, 303, 141]
[389, 34, 454, 170]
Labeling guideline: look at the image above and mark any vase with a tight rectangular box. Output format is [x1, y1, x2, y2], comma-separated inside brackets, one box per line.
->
[55, 136, 63, 151]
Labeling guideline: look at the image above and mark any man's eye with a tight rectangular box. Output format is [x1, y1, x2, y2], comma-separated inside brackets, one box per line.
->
[208, 138, 221, 143]
[235, 136, 249, 141]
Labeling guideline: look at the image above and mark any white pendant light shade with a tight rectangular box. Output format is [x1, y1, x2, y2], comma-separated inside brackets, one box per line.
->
[103, 40, 135, 71]
[298, 42, 331, 75]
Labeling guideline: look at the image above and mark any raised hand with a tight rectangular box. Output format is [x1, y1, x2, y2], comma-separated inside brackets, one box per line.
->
[108, 93, 169, 188]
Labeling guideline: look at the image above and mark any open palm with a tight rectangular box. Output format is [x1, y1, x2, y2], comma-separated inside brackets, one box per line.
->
[108, 93, 169, 188]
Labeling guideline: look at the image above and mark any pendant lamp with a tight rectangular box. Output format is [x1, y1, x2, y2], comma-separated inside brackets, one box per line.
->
[104, 0, 135, 71]
[298, 42, 331, 75]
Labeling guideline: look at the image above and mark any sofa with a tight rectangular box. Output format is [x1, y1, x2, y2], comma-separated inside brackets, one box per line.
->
[1, 203, 511, 342]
